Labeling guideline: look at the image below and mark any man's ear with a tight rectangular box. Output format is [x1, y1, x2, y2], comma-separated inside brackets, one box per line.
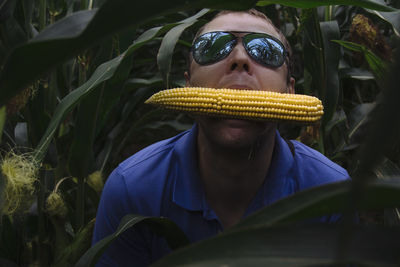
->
[287, 77, 295, 94]
[184, 71, 190, 86]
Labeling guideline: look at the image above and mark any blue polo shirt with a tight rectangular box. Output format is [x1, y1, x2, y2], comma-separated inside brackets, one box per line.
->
[92, 124, 349, 266]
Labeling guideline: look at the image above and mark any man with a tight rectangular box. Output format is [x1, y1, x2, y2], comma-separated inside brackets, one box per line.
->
[92, 9, 349, 266]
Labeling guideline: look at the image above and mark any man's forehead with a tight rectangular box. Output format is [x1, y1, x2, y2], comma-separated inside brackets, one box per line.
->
[200, 12, 280, 39]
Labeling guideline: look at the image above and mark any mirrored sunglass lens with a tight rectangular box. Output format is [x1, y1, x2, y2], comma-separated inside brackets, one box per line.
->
[244, 34, 285, 67]
[192, 32, 236, 65]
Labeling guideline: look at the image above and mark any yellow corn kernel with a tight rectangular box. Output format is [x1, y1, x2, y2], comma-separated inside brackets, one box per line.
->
[145, 87, 324, 123]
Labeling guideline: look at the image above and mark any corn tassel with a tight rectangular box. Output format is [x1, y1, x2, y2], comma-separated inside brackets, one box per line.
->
[145, 87, 324, 123]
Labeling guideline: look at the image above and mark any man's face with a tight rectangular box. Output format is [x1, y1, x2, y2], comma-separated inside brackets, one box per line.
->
[185, 12, 294, 149]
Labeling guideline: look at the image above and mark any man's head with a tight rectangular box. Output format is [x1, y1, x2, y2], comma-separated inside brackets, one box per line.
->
[185, 9, 294, 92]
[185, 10, 295, 150]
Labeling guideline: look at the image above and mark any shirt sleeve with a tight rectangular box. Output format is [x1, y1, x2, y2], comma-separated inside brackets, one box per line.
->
[92, 168, 152, 267]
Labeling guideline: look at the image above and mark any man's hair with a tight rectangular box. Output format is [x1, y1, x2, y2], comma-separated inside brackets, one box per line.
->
[187, 9, 293, 84]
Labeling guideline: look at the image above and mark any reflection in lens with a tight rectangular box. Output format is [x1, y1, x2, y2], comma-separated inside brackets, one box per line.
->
[244, 34, 285, 67]
[192, 32, 236, 65]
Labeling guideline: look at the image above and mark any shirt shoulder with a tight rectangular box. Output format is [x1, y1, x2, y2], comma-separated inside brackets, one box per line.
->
[118, 131, 187, 172]
[290, 140, 349, 189]
[106, 130, 191, 216]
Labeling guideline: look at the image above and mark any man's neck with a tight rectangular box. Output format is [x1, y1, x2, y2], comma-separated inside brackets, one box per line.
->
[197, 124, 276, 229]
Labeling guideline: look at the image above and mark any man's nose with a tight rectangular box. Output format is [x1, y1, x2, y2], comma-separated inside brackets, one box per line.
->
[227, 42, 251, 73]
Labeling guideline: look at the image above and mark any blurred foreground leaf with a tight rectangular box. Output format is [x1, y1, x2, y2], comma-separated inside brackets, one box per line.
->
[234, 179, 400, 230]
[153, 224, 400, 266]
[75, 215, 189, 267]
[80, 179, 400, 267]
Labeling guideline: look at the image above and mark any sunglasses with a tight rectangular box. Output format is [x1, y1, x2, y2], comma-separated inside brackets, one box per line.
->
[191, 31, 287, 68]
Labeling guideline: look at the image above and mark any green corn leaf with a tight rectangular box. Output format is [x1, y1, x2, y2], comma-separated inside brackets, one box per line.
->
[302, 8, 324, 97]
[374, 158, 400, 179]
[373, 159, 400, 226]
[0, 258, 19, 267]
[339, 43, 400, 262]
[0, 0, 257, 107]
[256, 0, 397, 11]
[301, 11, 340, 126]
[33, 9, 97, 41]
[351, 38, 400, 188]
[157, 9, 209, 87]
[325, 109, 347, 134]
[0, 106, 5, 143]
[94, 77, 164, 169]
[75, 214, 189, 267]
[233, 179, 400, 230]
[332, 40, 387, 80]
[0, 170, 5, 218]
[339, 68, 375, 80]
[20, 0, 35, 38]
[68, 87, 103, 180]
[152, 180, 400, 266]
[332, 103, 376, 154]
[0, 9, 97, 107]
[347, 103, 376, 141]
[327, 102, 374, 153]
[320, 20, 340, 125]
[54, 219, 95, 266]
[50, 217, 73, 264]
[32, 25, 166, 162]
[153, 224, 400, 266]
[367, 9, 400, 37]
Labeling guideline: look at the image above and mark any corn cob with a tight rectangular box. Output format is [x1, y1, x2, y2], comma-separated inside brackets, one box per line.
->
[145, 87, 324, 123]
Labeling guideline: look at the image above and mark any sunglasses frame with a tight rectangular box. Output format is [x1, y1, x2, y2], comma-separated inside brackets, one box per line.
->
[191, 31, 288, 68]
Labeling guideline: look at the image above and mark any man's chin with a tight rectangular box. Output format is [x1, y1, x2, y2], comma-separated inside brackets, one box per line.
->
[213, 117, 266, 132]
[196, 116, 273, 149]
[221, 118, 254, 127]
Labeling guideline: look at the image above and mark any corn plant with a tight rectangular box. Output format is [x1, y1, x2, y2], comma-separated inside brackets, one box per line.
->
[0, 0, 400, 266]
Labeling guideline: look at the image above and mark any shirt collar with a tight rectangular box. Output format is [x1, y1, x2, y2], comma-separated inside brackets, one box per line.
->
[172, 125, 295, 214]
